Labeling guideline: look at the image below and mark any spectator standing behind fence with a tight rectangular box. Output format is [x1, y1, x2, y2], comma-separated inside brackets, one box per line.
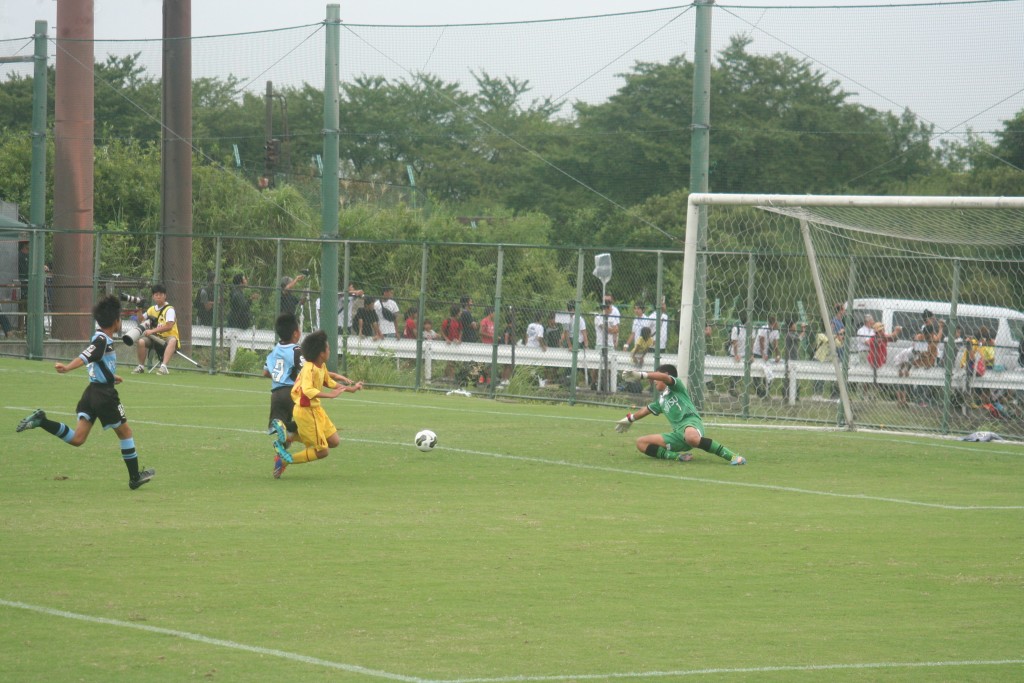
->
[854, 314, 875, 365]
[351, 297, 377, 337]
[278, 273, 307, 316]
[403, 306, 419, 340]
[654, 299, 671, 351]
[228, 273, 255, 329]
[374, 286, 400, 340]
[442, 305, 462, 382]
[753, 315, 781, 397]
[867, 321, 899, 389]
[195, 271, 215, 325]
[479, 306, 495, 345]
[459, 296, 478, 343]
[623, 302, 655, 352]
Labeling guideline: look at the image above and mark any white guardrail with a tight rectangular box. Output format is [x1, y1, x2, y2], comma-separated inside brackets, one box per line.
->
[192, 325, 1024, 396]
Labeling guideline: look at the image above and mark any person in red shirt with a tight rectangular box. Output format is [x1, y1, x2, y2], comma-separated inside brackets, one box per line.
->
[479, 306, 495, 345]
[403, 306, 419, 339]
[868, 321, 900, 388]
[442, 305, 462, 342]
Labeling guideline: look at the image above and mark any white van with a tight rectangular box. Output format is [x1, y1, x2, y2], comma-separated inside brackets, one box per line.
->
[852, 298, 1024, 371]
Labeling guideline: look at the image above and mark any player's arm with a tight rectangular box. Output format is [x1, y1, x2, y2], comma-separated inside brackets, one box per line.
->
[55, 357, 85, 374]
[615, 405, 652, 432]
[622, 369, 673, 384]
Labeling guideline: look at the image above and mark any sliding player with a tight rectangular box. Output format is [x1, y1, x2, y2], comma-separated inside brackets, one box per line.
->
[615, 364, 745, 466]
[272, 329, 362, 479]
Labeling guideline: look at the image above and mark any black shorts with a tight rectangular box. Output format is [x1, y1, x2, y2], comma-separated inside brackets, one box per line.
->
[269, 386, 295, 429]
[76, 383, 126, 428]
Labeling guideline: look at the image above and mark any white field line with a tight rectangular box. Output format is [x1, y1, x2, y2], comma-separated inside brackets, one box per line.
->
[0, 599, 428, 682]
[1, 599, 1022, 683]
[5, 404, 1022, 511]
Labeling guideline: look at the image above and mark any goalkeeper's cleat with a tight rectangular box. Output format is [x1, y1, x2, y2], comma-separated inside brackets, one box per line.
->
[678, 453, 694, 462]
[157, 364, 169, 375]
[273, 438, 293, 464]
[129, 468, 155, 490]
[16, 409, 47, 433]
[270, 418, 287, 446]
[729, 455, 746, 466]
[132, 364, 146, 374]
[273, 454, 288, 479]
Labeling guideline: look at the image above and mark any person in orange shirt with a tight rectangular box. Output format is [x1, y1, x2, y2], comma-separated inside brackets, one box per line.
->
[273, 329, 362, 478]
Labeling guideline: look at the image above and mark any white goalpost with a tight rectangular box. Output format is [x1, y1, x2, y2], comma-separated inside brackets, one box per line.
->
[679, 193, 1024, 437]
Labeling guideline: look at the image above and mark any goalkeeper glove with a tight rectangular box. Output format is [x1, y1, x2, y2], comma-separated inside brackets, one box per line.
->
[622, 369, 647, 382]
[615, 413, 636, 433]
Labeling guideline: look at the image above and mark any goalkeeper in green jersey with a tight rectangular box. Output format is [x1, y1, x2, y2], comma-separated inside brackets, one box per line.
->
[615, 364, 745, 466]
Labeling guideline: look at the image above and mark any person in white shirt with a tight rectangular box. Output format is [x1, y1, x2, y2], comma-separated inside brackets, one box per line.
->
[595, 300, 620, 349]
[525, 314, 546, 350]
[623, 302, 656, 351]
[373, 286, 400, 339]
[753, 315, 781, 397]
[654, 299, 671, 351]
[854, 314, 875, 365]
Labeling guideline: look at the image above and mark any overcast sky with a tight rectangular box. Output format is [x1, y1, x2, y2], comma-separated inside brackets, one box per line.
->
[2, 1, 1022, 141]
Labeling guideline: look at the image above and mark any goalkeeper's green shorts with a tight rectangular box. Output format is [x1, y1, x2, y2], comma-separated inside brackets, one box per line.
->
[661, 415, 704, 452]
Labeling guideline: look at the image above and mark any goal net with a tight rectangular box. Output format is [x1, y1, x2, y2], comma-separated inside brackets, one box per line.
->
[680, 194, 1024, 440]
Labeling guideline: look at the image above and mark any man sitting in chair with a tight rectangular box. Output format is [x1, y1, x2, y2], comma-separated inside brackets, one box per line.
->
[132, 284, 179, 376]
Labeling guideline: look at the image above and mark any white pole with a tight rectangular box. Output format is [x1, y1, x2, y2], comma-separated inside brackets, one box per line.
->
[800, 219, 855, 428]
[677, 198, 701, 381]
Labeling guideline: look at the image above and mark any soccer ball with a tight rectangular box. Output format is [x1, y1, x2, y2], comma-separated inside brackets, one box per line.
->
[414, 429, 437, 452]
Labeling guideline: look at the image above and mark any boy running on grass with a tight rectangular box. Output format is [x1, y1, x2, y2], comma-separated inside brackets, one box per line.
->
[264, 313, 302, 477]
[16, 295, 156, 489]
[273, 329, 362, 478]
[616, 364, 745, 466]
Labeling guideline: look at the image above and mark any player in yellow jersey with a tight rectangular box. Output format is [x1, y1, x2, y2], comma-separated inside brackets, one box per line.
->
[275, 330, 362, 478]
[132, 284, 180, 375]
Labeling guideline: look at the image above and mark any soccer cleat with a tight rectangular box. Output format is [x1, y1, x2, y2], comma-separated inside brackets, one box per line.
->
[269, 418, 287, 446]
[129, 468, 155, 490]
[157, 364, 169, 375]
[16, 409, 46, 432]
[273, 454, 288, 479]
[729, 455, 746, 466]
[132, 364, 146, 374]
[273, 438, 293, 464]
[678, 453, 694, 462]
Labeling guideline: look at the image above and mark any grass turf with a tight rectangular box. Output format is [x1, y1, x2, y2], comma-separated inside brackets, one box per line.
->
[1, 357, 1022, 682]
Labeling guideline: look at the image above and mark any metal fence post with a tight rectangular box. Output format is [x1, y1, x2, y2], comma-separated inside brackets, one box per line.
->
[568, 249, 585, 405]
[415, 242, 428, 389]
[210, 236, 223, 374]
[488, 245, 505, 398]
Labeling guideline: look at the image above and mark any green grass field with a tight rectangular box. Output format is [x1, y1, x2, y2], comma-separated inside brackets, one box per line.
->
[1, 357, 1022, 682]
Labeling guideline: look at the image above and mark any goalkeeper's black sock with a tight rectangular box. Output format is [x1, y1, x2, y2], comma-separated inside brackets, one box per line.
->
[644, 444, 671, 460]
[699, 436, 734, 462]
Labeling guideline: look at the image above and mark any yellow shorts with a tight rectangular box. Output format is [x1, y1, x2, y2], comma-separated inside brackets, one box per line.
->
[293, 405, 337, 450]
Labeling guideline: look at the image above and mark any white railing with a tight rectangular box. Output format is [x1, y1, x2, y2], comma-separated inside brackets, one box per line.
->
[191, 325, 1024, 397]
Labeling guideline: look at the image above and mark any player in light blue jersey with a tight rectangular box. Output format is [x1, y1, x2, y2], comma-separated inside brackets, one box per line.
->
[264, 313, 360, 478]
[16, 295, 155, 489]
[615, 364, 745, 466]
[264, 313, 303, 474]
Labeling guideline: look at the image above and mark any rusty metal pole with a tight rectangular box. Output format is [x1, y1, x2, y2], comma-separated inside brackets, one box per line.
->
[162, 0, 193, 352]
[52, 0, 95, 340]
